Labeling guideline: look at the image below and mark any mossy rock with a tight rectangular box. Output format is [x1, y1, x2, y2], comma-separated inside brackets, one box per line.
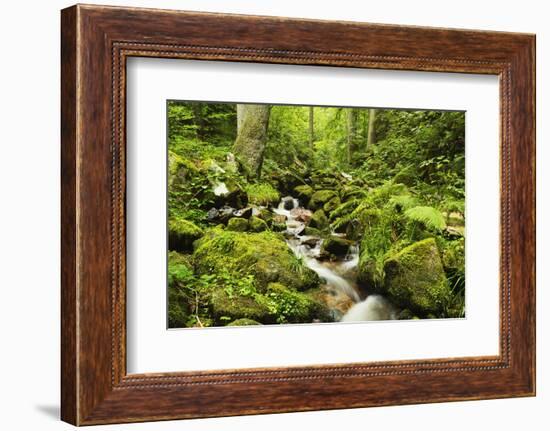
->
[265, 283, 332, 323]
[309, 190, 338, 210]
[257, 208, 274, 224]
[321, 236, 353, 257]
[227, 217, 249, 232]
[309, 209, 329, 230]
[383, 238, 451, 316]
[293, 184, 314, 204]
[323, 196, 341, 215]
[193, 228, 320, 292]
[210, 289, 274, 324]
[249, 216, 268, 232]
[168, 218, 204, 252]
[227, 318, 262, 327]
[246, 183, 280, 206]
[168, 151, 198, 188]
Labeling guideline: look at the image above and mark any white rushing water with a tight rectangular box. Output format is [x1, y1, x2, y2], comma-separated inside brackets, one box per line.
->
[341, 295, 396, 322]
[276, 196, 362, 304]
[304, 256, 361, 303]
[273, 196, 397, 322]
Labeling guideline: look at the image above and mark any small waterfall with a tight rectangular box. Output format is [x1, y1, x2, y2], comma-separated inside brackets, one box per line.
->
[341, 295, 396, 322]
[271, 195, 397, 323]
[303, 256, 361, 303]
[341, 244, 359, 273]
[277, 196, 361, 304]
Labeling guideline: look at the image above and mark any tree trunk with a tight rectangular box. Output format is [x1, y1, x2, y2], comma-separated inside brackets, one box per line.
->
[233, 104, 271, 178]
[346, 108, 359, 163]
[236, 104, 245, 134]
[309, 106, 314, 148]
[367, 108, 377, 147]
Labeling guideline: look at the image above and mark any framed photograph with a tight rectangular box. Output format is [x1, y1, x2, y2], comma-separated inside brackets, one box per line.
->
[61, 4, 535, 425]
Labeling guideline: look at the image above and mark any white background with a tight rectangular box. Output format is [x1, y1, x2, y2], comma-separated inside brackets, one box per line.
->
[0, 0, 547, 430]
[127, 59, 500, 373]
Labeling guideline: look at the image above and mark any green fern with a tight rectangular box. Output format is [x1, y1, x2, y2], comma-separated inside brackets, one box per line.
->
[388, 194, 418, 211]
[329, 197, 362, 221]
[404, 206, 446, 231]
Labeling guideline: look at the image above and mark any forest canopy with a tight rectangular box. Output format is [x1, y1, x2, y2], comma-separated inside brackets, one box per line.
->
[167, 101, 465, 329]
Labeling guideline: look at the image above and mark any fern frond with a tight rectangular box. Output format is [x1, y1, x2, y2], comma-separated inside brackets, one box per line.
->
[404, 206, 446, 231]
[388, 194, 418, 211]
[329, 198, 361, 221]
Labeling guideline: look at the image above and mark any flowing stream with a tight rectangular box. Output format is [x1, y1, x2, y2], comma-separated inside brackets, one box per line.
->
[272, 196, 396, 322]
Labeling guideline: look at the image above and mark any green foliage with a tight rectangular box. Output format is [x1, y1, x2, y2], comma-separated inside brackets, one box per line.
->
[167, 101, 466, 325]
[193, 227, 319, 292]
[404, 206, 446, 231]
[383, 238, 452, 316]
[168, 218, 204, 252]
[246, 182, 280, 206]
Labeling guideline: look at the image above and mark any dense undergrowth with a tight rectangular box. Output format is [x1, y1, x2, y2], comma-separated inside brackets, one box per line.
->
[167, 102, 465, 328]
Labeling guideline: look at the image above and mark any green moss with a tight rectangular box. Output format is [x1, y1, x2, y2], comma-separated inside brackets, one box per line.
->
[309, 209, 329, 231]
[293, 184, 314, 203]
[246, 182, 280, 206]
[309, 190, 338, 210]
[168, 150, 198, 186]
[193, 228, 319, 292]
[383, 238, 451, 316]
[167, 251, 195, 328]
[227, 318, 262, 326]
[249, 216, 268, 232]
[321, 236, 352, 257]
[264, 283, 331, 324]
[210, 289, 274, 324]
[323, 196, 341, 215]
[227, 217, 249, 232]
[356, 208, 395, 289]
[168, 218, 204, 252]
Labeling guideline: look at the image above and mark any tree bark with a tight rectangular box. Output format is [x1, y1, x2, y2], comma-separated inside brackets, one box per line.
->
[233, 104, 271, 178]
[309, 106, 314, 148]
[367, 108, 377, 147]
[236, 104, 245, 134]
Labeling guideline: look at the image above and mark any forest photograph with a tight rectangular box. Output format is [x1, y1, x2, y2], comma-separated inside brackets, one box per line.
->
[167, 101, 466, 329]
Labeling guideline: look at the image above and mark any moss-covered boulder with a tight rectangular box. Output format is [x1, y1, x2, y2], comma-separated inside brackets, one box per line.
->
[193, 228, 319, 292]
[294, 184, 314, 204]
[168, 151, 198, 188]
[382, 238, 451, 316]
[309, 190, 338, 210]
[246, 183, 280, 206]
[249, 216, 268, 232]
[210, 289, 274, 324]
[265, 283, 332, 323]
[227, 217, 249, 232]
[321, 236, 353, 257]
[227, 318, 262, 327]
[323, 196, 341, 215]
[309, 209, 329, 230]
[168, 218, 204, 252]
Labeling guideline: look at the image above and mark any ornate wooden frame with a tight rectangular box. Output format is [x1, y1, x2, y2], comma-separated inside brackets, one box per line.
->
[61, 4, 536, 426]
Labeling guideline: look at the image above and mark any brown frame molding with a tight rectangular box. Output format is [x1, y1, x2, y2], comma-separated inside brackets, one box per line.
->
[61, 4, 535, 426]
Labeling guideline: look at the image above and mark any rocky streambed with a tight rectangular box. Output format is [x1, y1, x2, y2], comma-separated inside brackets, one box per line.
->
[272, 196, 397, 322]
